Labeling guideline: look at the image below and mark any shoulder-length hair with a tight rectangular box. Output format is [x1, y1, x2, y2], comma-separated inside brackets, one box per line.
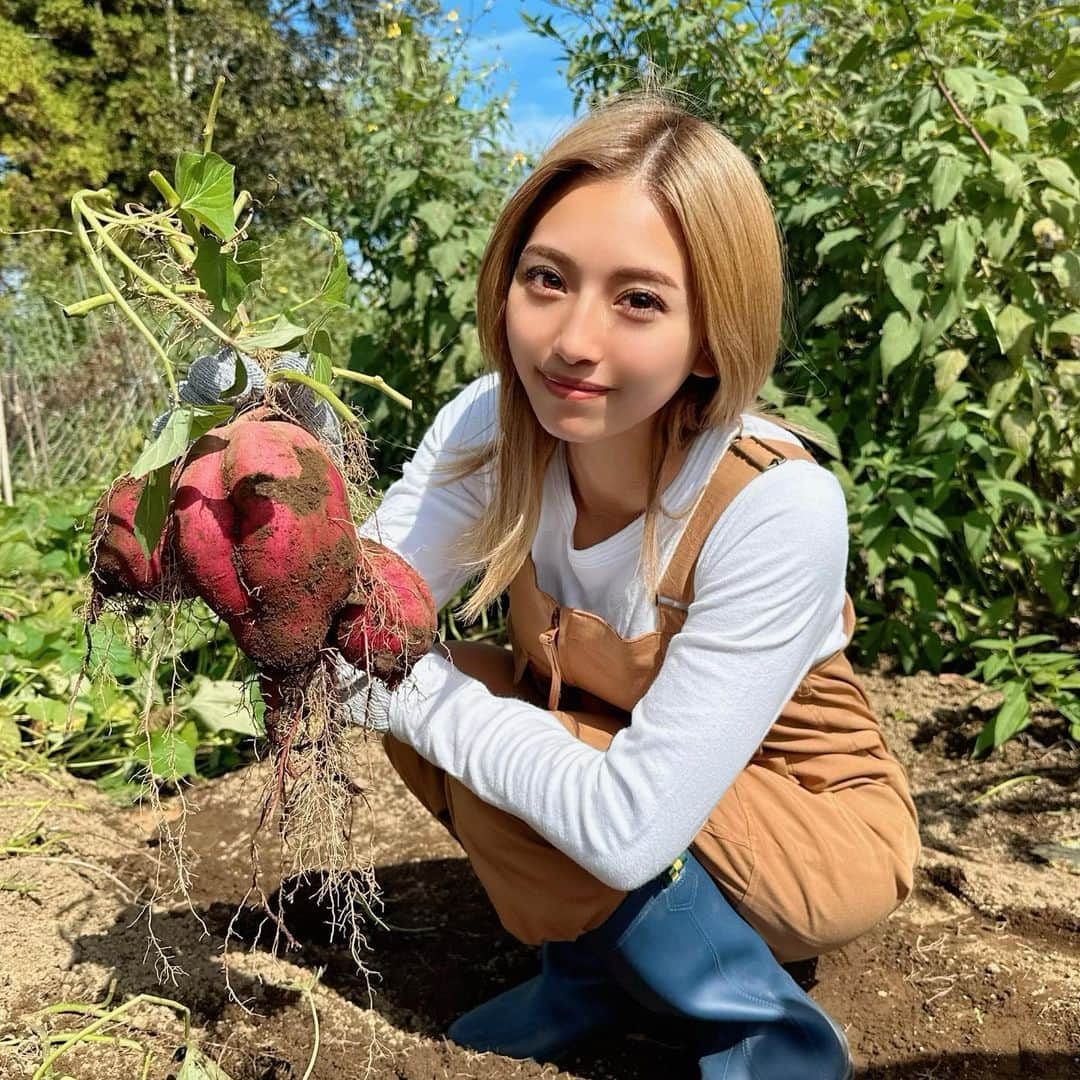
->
[446, 90, 786, 624]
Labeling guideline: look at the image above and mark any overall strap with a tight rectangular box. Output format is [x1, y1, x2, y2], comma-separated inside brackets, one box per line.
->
[654, 434, 817, 635]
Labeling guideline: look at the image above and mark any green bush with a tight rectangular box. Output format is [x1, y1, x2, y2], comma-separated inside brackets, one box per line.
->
[0, 485, 261, 798]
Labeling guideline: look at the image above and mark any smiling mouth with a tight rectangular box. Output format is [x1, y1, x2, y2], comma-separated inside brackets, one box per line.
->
[541, 373, 612, 392]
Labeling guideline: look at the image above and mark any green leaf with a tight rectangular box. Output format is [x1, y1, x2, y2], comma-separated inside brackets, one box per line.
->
[0, 715, 20, 755]
[989, 150, 1024, 201]
[174, 152, 236, 240]
[221, 351, 248, 399]
[193, 236, 260, 316]
[962, 509, 993, 562]
[384, 167, 419, 201]
[177, 1043, 235, 1079]
[24, 697, 70, 728]
[933, 349, 968, 392]
[929, 156, 971, 212]
[302, 217, 348, 305]
[188, 677, 259, 736]
[1049, 313, 1080, 336]
[429, 238, 466, 280]
[938, 218, 976, 289]
[880, 312, 921, 378]
[133, 728, 197, 780]
[237, 315, 307, 352]
[131, 409, 191, 477]
[133, 463, 171, 559]
[874, 209, 907, 250]
[1037, 157, 1080, 200]
[993, 304, 1036, 358]
[982, 203, 1025, 261]
[774, 406, 840, 459]
[130, 405, 229, 477]
[973, 681, 1030, 755]
[815, 227, 862, 258]
[308, 329, 333, 385]
[388, 275, 411, 310]
[1046, 52, 1080, 94]
[416, 200, 457, 240]
[785, 189, 843, 227]
[882, 254, 924, 317]
[977, 476, 1043, 514]
[943, 67, 978, 106]
[983, 103, 1029, 146]
[812, 292, 865, 327]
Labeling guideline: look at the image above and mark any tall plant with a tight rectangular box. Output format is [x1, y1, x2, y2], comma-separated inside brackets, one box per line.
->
[334, 3, 526, 477]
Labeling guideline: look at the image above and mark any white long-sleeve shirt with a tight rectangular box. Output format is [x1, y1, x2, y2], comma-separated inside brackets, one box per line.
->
[360, 374, 850, 891]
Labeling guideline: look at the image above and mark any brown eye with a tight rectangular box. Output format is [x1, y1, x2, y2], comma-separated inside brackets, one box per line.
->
[619, 290, 664, 320]
[523, 266, 563, 291]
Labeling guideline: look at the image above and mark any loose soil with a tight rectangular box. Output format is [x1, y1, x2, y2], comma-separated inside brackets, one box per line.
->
[0, 666, 1076, 1079]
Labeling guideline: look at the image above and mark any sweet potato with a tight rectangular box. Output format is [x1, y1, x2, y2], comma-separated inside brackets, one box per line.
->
[173, 412, 358, 672]
[332, 538, 436, 689]
[89, 475, 169, 599]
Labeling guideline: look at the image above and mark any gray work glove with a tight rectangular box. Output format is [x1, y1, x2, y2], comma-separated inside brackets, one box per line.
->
[268, 351, 344, 460]
[331, 653, 393, 733]
[151, 348, 265, 436]
[150, 350, 343, 459]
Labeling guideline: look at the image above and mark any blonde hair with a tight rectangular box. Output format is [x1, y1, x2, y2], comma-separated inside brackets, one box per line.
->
[447, 90, 786, 623]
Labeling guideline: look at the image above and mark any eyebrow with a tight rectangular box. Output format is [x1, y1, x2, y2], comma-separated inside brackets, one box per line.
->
[519, 243, 681, 290]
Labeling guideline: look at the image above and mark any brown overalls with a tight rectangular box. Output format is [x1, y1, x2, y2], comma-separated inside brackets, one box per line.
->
[385, 434, 921, 962]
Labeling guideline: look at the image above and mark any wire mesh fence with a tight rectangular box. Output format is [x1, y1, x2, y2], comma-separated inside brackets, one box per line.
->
[0, 296, 162, 499]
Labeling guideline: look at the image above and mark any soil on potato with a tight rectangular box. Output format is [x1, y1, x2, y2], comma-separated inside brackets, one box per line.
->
[0, 665, 1077, 1079]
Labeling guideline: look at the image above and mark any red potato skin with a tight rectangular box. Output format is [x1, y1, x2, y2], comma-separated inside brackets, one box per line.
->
[173, 413, 358, 672]
[332, 539, 436, 689]
[90, 475, 168, 598]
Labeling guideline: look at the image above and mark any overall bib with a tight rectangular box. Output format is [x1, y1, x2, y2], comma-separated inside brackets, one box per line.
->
[385, 434, 920, 962]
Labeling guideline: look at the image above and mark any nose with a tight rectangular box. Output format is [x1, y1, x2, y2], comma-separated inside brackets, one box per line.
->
[552, 292, 605, 366]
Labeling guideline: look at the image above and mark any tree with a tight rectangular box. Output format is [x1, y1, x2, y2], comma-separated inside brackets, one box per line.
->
[0, 0, 380, 245]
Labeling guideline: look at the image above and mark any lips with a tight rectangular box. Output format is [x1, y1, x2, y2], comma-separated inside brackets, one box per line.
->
[541, 372, 611, 392]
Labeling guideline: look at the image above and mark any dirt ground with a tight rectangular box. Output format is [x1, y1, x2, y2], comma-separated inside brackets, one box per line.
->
[0, 666, 1077, 1079]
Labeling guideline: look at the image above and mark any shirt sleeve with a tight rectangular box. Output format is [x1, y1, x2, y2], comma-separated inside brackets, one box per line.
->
[358, 375, 497, 610]
[386, 458, 851, 891]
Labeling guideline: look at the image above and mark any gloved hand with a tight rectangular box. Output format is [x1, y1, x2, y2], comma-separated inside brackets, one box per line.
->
[150, 349, 343, 456]
[330, 653, 393, 733]
[151, 348, 265, 436]
[268, 351, 344, 460]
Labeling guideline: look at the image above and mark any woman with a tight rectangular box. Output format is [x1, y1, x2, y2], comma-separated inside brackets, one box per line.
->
[358, 91, 920, 1079]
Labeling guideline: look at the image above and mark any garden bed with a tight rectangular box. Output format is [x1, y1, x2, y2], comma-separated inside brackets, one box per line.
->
[0, 666, 1076, 1079]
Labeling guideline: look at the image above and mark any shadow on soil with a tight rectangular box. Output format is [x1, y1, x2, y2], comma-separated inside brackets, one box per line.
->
[69, 857, 1080, 1080]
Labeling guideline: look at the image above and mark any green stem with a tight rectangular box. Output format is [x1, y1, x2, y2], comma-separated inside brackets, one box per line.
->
[70, 193, 180, 404]
[203, 75, 226, 154]
[332, 367, 412, 410]
[64, 284, 202, 318]
[32, 994, 190, 1080]
[75, 193, 234, 352]
[148, 169, 181, 208]
[266, 370, 359, 426]
[233, 190, 251, 221]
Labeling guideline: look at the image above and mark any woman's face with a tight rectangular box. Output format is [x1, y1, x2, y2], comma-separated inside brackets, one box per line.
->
[505, 176, 711, 449]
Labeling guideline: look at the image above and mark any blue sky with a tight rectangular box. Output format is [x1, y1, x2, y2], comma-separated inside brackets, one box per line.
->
[451, 2, 580, 153]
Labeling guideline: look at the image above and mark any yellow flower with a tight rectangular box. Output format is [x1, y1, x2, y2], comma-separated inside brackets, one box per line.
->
[365, 123, 379, 133]
[444, 93, 455, 104]
[762, 86, 771, 96]
[510, 151, 527, 167]
[446, 7, 459, 20]
[387, 21, 401, 38]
